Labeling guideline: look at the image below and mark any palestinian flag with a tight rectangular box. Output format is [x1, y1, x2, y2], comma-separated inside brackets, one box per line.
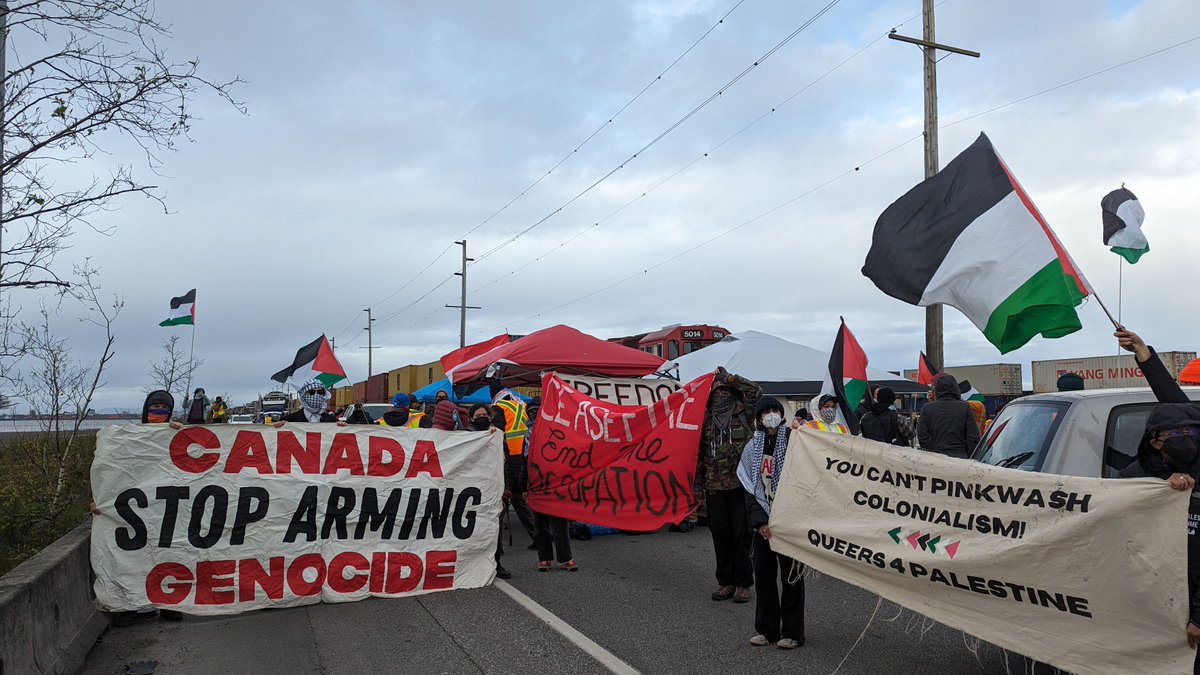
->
[957, 380, 986, 403]
[862, 132, 1091, 354]
[811, 318, 868, 435]
[1101, 187, 1148, 264]
[271, 335, 347, 389]
[159, 289, 196, 327]
[916, 351, 938, 386]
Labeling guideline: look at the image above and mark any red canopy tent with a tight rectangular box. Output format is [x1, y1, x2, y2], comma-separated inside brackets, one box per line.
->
[446, 324, 669, 388]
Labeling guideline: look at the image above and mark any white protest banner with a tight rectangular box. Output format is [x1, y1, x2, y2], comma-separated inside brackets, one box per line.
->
[769, 429, 1193, 675]
[91, 423, 502, 614]
[552, 374, 680, 407]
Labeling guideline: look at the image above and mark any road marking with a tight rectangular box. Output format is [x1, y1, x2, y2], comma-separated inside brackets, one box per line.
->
[494, 580, 640, 675]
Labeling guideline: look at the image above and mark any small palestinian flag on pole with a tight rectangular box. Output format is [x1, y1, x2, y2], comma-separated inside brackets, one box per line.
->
[812, 317, 868, 435]
[916, 351, 938, 386]
[159, 289, 196, 327]
[957, 380, 986, 403]
[1101, 187, 1148, 264]
[862, 132, 1092, 354]
[271, 335, 348, 389]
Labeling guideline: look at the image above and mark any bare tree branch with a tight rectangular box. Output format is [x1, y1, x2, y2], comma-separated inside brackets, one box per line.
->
[0, 0, 245, 291]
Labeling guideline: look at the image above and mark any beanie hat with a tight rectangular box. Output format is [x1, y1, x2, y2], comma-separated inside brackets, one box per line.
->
[1180, 359, 1200, 386]
[875, 387, 896, 407]
[819, 394, 839, 407]
[1056, 372, 1085, 392]
[753, 396, 785, 419]
[391, 392, 411, 408]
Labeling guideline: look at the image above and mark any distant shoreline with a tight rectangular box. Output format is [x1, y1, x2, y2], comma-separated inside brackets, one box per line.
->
[0, 419, 136, 434]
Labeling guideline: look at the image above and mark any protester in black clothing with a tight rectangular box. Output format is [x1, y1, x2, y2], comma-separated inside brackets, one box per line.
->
[1116, 327, 1200, 665]
[502, 399, 539, 548]
[916, 374, 979, 458]
[738, 396, 804, 650]
[468, 403, 512, 580]
[859, 387, 915, 446]
[182, 387, 210, 424]
[104, 390, 183, 625]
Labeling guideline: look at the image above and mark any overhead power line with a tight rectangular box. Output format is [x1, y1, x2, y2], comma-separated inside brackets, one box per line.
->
[331, 0, 750, 343]
[470, 0, 844, 266]
[473, 14, 904, 295]
[456, 32, 1200, 342]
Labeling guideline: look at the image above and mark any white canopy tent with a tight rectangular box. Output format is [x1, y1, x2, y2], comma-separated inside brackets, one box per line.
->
[670, 330, 926, 396]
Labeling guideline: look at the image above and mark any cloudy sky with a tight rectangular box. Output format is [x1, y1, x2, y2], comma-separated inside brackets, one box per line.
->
[8, 0, 1200, 411]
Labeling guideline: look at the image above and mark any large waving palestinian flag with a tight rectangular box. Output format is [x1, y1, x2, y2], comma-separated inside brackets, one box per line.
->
[271, 335, 348, 389]
[158, 289, 196, 327]
[813, 318, 868, 435]
[862, 133, 1091, 354]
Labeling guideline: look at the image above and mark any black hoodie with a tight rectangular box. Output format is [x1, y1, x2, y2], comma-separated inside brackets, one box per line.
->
[916, 375, 979, 458]
[861, 388, 909, 445]
[1127, 348, 1200, 626]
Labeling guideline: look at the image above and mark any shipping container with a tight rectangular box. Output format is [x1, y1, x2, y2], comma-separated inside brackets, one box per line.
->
[333, 386, 354, 409]
[1031, 351, 1197, 393]
[386, 361, 447, 400]
[901, 363, 1023, 396]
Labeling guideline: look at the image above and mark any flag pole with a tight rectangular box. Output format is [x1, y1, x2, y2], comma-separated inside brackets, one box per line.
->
[1091, 292, 1122, 330]
[186, 322, 196, 396]
[1117, 256, 1123, 325]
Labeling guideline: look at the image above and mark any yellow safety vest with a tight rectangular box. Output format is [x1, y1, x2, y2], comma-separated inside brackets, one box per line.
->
[495, 399, 528, 456]
[804, 420, 849, 435]
[405, 412, 425, 428]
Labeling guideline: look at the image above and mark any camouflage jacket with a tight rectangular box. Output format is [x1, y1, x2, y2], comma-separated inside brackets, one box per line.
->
[698, 374, 763, 491]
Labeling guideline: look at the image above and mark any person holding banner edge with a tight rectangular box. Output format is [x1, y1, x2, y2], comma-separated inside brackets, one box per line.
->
[738, 396, 805, 650]
[1115, 327, 1200, 665]
[468, 403, 513, 580]
[700, 367, 761, 603]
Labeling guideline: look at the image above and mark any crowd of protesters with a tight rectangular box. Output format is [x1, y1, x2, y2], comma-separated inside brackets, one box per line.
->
[98, 348, 1200, 660]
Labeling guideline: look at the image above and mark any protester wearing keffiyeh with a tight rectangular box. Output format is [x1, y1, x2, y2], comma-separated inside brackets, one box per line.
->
[278, 380, 337, 423]
[738, 396, 806, 650]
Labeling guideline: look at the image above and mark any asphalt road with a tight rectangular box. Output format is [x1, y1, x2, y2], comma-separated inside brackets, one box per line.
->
[82, 526, 1050, 674]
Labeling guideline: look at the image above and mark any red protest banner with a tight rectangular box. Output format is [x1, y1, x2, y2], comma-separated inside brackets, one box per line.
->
[527, 372, 714, 531]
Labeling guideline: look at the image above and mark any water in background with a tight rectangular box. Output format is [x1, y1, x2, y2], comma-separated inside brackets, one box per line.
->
[0, 419, 137, 433]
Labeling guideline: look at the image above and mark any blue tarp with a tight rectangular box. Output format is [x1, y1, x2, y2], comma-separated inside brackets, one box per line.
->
[410, 378, 531, 404]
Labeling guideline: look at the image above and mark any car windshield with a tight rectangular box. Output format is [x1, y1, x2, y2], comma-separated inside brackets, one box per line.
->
[973, 401, 1070, 472]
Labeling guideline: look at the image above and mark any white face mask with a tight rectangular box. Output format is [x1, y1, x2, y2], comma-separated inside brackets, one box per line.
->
[761, 412, 782, 429]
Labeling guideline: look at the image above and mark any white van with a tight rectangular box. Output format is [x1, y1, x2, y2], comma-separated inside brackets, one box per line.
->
[973, 387, 1200, 478]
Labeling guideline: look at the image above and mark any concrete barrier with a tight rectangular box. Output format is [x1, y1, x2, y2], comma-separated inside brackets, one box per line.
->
[0, 522, 108, 675]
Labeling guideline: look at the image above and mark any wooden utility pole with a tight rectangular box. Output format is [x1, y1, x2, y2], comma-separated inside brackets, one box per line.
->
[888, 0, 979, 372]
[445, 240, 480, 348]
[361, 308, 378, 380]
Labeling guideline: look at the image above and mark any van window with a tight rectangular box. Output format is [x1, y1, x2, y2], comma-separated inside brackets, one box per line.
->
[974, 401, 1069, 472]
[1103, 404, 1156, 477]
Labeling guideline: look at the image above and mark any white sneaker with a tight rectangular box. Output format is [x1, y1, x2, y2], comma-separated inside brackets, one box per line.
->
[776, 638, 802, 649]
[749, 634, 770, 647]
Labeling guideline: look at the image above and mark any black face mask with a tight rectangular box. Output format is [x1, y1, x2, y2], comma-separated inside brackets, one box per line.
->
[1162, 437, 1200, 472]
[471, 418, 491, 431]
